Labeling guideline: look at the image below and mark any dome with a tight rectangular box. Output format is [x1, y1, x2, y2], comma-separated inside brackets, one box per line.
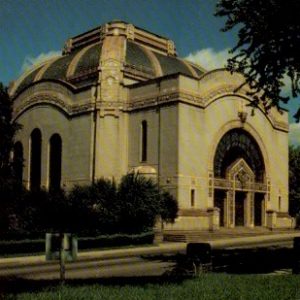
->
[10, 21, 205, 97]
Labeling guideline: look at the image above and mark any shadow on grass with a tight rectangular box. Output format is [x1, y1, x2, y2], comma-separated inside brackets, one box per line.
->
[144, 246, 294, 274]
[213, 246, 293, 274]
[0, 246, 295, 296]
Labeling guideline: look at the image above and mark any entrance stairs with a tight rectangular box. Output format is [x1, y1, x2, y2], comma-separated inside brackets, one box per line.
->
[163, 227, 297, 243]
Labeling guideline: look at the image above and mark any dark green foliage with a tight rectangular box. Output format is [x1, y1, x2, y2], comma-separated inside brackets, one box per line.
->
[0, 180, 26, 235]
[0, 82, 23, 235]
[289, 145, 300, 225]
[0, 174, 177, 237]
[215, 0, 300, 117]
[159, 191, 178, 224]
[118, 173, 161, 233]
[68, 174, 177, 234]
[0, 82, 21, 181]
[0, 232, 153, 256]
[68, 178, 119, 234]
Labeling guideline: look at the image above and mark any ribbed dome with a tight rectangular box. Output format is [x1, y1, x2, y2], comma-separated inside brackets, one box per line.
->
[11, 21, 205, 97]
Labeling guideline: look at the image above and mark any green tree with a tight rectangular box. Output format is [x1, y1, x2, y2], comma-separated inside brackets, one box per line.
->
[0, 82, 22, 235]
[118, 173, 178, 233]
[289, 146, 300, 225]
[118, 173, 161, 233]
[159, 191, 178, 224]
[215, 0, 300, 118]
[0, 82, 20, 182]
[68, 178, 119, 234]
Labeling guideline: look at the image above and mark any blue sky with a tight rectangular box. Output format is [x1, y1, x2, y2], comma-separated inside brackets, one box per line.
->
[1, 0, 299, 143]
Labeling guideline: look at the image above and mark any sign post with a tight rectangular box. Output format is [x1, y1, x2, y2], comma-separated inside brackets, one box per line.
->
[45, 233, 78, 283]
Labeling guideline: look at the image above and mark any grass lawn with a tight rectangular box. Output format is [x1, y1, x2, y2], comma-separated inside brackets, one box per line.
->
[5, 274, 300, 300]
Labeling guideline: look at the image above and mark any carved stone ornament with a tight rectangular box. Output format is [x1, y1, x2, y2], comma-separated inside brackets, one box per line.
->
[236, 169, 250, 186]
[126, 24, 135, 40]
[238, 111, 248, 123]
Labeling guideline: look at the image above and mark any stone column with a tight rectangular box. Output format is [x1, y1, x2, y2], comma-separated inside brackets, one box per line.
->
[208, 207, 220, 231]
[227, 190, 234, 228]
[246, 192, 254, 228]
[223, 192, 228, 227]
[262, 194, 266, 226]
[266, 210, 277, 229]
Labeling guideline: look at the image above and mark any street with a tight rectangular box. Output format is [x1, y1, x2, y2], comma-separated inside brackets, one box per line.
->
[0, 255, 175, 280]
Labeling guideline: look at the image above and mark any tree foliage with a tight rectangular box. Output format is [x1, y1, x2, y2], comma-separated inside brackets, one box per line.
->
[118, 173, 161, 233]
[0, 171, 178, 236]
[215, 0, 300, 117]
[68, 178, 119, 234]
[0, 82, 20, 182]
[289, 146, 300, 222]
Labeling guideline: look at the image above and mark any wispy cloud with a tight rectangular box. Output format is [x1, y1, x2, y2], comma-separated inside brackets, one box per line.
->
[185, 48, 232, 70]
[185, 48, 293, 98]
[289, 123, 300, 145]
[21, 50, 61, 73]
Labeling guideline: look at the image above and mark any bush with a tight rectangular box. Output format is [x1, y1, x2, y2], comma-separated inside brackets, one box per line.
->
[0, 180, 27, 235]
[118, 173, 161, 233]
[1, 174, 178, 237]
[0, 232, 154, 256]
[68, 179, 119, 234]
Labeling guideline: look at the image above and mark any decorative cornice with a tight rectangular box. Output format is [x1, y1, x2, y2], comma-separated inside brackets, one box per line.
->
[127, 87, 288, 132]
[13, 93, 95, 119]
[127, 91, 205, 110]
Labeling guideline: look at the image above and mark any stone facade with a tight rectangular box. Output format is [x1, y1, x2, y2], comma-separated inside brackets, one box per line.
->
[10, 21, 294, 232]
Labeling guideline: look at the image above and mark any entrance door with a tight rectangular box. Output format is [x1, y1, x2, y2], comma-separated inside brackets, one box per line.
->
[235, 191, 246, 226]
[254, 193, 264, 226]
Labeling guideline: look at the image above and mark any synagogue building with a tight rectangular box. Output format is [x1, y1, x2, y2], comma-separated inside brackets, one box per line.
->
[10, 21, 294, 234]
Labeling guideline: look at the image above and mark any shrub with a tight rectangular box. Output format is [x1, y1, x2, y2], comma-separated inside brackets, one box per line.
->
[159, 191, 178, 224]
[1, 174, 178, 237]
[118, 173, 161, 233]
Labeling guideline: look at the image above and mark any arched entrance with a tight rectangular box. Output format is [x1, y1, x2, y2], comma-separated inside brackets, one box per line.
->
[213, 129, 267, 228]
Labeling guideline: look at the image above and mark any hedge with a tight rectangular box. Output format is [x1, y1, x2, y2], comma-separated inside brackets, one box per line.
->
[0, 232, 154, 256]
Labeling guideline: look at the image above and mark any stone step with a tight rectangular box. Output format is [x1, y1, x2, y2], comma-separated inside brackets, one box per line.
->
[162, 228, 299, 243]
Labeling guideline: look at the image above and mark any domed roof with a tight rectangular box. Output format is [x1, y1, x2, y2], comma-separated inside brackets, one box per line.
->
[11, 21, 205, 97]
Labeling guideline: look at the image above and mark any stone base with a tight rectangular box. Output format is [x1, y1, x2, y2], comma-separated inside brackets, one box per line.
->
[266, 211, 295, 230]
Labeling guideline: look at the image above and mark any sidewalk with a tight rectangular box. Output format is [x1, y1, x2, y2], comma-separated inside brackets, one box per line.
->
[1, 231, 299, 266]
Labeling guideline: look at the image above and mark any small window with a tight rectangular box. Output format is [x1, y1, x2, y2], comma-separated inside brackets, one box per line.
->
[278, 196, 281, 211]
[191, 189, 195, 207]
[141, 120, 147, 162]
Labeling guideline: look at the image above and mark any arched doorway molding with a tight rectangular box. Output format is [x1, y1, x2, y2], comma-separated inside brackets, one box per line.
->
[211, 123, 269, 228]
[208, 120, 270, 178]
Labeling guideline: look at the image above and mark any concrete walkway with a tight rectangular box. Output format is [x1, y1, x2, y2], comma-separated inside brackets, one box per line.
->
[1, 230, 299, 267]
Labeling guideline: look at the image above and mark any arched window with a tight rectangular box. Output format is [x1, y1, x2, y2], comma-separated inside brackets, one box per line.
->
[141, 120, 147, 162]
[49, 134, 62, 190]
[13, 141, 23, 184]
[30, 129, 42, 190]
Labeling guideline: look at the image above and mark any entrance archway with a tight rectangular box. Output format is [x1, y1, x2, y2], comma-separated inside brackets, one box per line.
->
[213, 129, 267, 228]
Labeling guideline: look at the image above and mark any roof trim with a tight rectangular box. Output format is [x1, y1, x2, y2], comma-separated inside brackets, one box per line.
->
[12, 79, 77, 100]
